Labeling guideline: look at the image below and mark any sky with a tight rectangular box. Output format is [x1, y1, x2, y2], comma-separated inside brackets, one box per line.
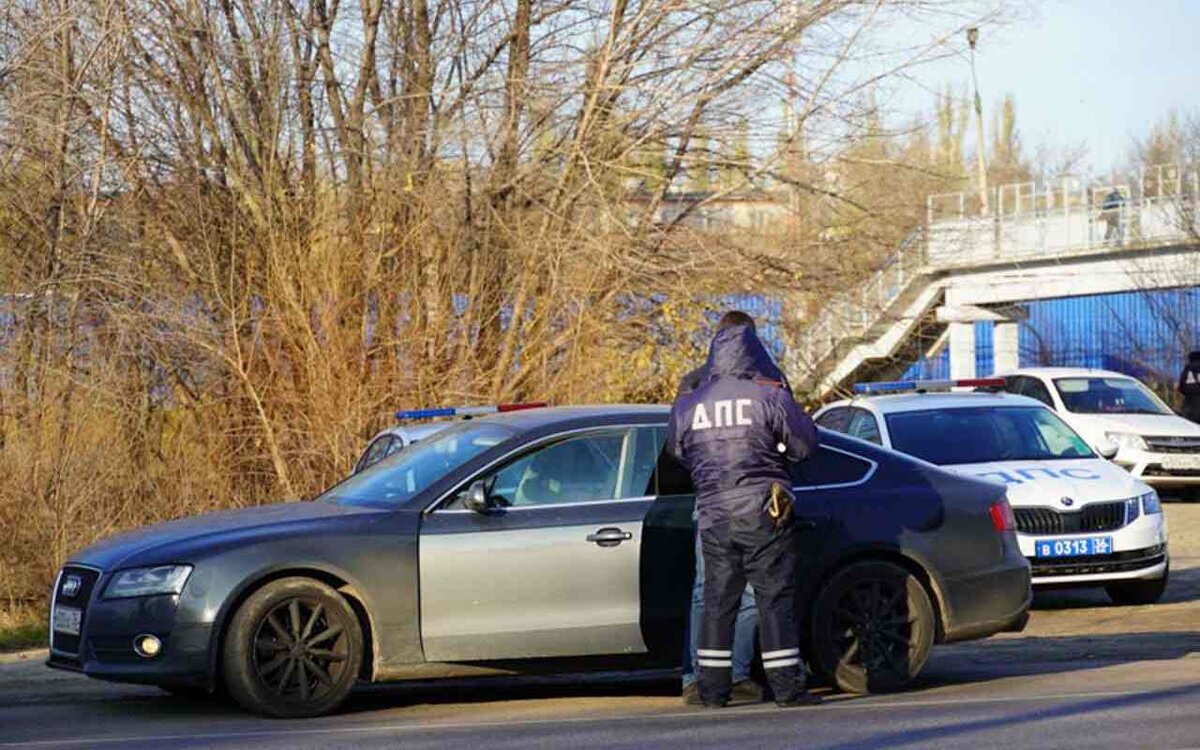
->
[893, 0, 1200, 176]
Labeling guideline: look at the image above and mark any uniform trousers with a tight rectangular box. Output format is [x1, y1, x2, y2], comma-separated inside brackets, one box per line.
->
[697, 511, 802, 704]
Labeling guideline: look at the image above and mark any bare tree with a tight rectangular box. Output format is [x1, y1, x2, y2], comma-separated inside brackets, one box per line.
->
[0, 0, 1009, 615]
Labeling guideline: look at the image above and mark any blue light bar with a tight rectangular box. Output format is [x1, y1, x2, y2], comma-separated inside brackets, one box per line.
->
[854, 380, 923, 394]
[395, 406, 457, 420]
[394, 402, 547, 421]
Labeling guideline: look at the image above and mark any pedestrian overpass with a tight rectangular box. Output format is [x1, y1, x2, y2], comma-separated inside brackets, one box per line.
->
[791, 165, 1200, 398]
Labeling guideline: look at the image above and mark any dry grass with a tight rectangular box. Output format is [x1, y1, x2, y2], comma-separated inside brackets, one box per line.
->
[0, 606, 46, 653]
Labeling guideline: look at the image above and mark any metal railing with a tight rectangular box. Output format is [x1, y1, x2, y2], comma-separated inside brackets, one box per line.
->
[794, 164, 1199, 385]
[793, 228, 927, 375]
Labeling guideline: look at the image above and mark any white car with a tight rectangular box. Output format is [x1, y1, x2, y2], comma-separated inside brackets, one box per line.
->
[816, 379, 1169, 604]
[999, 368, 1200, 499]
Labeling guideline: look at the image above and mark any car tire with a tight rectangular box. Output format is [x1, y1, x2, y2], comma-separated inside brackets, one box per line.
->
[1105, 565, 1169, 606]
[222, 577, 363, 718]
[810, 560, 935, 694]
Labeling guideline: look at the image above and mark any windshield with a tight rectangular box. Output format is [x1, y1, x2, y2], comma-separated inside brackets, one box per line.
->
[885, 406, 1095, 465]
[1053, 376, 1173, 415]
[322, 422, 515, 508]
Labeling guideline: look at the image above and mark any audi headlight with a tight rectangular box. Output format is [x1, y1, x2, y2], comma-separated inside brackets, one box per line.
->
[104, 565, 192, 599]
[1105, 432, 1148, 452]
[1141, 490, 1162, 515]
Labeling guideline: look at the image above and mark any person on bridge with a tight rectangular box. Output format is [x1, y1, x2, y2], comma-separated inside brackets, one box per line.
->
[1179, 350, 1200, 423]
[1101, 188, 1124, 243]
[667, 311, 821, 709]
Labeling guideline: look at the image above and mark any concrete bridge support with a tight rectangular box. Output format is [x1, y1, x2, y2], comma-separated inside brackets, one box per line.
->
[948, 322, 976, 379]
[994, 321, 1020, 374]
[941, 305, 1013, 379]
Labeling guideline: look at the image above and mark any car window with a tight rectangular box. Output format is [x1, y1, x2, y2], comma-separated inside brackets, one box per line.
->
[479, 429, 632, 507]
[325, 423, 515, 507]
[621, 427, 660, 499]
[1022, 378, 1055, 407]
[845, 409, 882, 444]
[1053, 376, 1173, 415]
[383, 437, 405, 458]
[792, 446, 874, 487]
[815, 407, 850, 432]
[356, 436, 395, 473]
[884, 406, 1094, 465]
[1006, 376, 1053, 407]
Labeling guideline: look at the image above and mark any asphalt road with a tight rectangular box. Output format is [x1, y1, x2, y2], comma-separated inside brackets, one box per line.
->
[2, 506, 1198, 750]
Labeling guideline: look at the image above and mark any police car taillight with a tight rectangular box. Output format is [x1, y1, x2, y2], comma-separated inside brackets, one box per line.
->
[394, 402, 548, 420]
[989, 498, 1016, 533]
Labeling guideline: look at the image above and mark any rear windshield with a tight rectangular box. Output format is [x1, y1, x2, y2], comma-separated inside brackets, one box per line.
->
[884, 406, 1094, 465]
[322, 422, 515, 508]
[1053, 376, 1172, 415]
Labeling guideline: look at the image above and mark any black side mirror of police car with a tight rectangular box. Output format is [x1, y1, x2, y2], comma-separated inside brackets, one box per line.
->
[463, 480, 494, 514]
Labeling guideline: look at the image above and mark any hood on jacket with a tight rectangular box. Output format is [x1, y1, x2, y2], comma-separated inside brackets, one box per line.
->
[704, 324, 784, 382]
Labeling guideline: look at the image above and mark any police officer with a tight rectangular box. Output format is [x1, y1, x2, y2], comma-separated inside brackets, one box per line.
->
[1180, 350, 1200, 423]
[667, 311, 820, 709]
[675, 312, 786, 705]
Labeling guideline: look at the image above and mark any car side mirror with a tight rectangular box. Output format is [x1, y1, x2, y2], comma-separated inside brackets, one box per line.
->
[463, 480, 494, 514]
[1097, 441, 1119, 460]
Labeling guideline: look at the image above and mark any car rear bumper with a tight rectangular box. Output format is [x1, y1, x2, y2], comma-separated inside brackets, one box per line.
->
[939, 553, 1032, 644]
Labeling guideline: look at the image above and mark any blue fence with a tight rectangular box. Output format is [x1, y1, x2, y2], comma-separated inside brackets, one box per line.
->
[900, 287, 1200, 386]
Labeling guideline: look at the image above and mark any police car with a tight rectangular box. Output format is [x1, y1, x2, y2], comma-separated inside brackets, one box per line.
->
[355, 423, 448, 473]
[999, 368, 1200, 499]
[354, 403, 547, 473]
[815, 378, 1169, 605]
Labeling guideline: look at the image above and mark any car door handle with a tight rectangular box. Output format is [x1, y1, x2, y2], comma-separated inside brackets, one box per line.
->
[587, 527, 633, 547]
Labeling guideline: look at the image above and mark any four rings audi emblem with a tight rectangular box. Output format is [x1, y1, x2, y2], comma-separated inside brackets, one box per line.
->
[60, 575, 82, 598]
[1060, 497, 1075, 508]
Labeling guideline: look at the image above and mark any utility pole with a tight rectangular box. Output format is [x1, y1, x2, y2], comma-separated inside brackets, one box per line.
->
[967, 27, 989, 216]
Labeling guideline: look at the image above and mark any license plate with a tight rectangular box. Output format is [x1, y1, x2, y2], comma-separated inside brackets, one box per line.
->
[1162, 454, 1200, 470]
[53, 605, 81, 636]
[1034, 536, 1113, 558]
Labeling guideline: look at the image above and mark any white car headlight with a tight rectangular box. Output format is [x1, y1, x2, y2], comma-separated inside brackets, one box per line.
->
[104, 565, 192, 599]
[1105, 432, 1148, 452]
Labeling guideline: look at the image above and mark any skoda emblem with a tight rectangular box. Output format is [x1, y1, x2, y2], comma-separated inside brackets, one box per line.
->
[61, 575, 82, 598]
[1060, 497, 1075, 508]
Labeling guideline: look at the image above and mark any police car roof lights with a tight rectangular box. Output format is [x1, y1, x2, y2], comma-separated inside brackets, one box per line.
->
[852, 377, 1006, 395]
[394, 402, 548, 421]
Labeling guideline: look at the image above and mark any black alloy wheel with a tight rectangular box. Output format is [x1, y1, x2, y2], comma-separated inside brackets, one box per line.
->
[223, 577, 363, 718]
[810, 560, 935, 694]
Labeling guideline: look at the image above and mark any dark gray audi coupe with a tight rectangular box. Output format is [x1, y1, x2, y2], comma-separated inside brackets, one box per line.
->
[47, 405, 1031, 717]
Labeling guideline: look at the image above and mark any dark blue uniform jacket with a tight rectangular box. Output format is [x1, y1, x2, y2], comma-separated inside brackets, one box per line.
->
[667, 325, 818, 530]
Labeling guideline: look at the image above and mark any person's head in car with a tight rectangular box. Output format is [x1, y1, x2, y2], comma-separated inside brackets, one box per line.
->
[517, 440, 609, 505]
